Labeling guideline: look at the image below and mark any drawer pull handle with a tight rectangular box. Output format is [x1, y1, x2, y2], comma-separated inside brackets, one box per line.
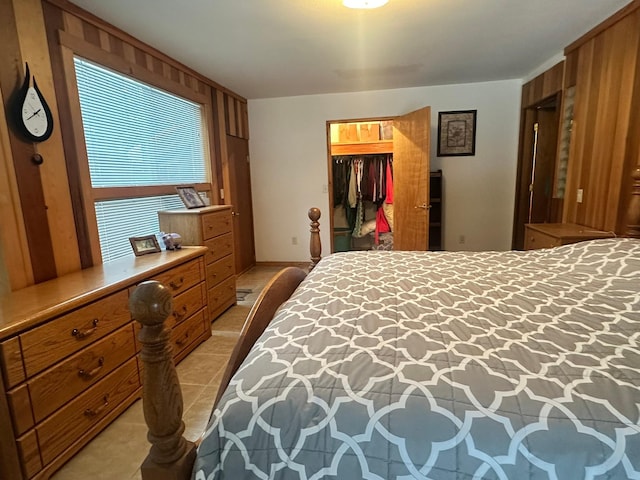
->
[169, 277, 184, 290]
[175, 332, 190, 347]
[78, 357, 105, 380]
[173, 306, 188, 321]
[84, 394, 109, 418]
[72, 318, 99, 339]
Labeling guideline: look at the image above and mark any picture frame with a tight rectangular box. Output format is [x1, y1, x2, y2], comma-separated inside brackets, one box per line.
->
[129, 235, 161, 256]
[437, 110, 477, 156]
[176, 185, 206, 209]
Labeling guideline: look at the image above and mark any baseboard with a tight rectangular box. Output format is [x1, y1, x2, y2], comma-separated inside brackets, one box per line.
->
[255, 261, 310, 269]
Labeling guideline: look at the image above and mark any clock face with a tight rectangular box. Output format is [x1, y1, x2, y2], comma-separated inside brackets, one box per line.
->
[13, 64, 54, 143]
[21, 87, 49, 138]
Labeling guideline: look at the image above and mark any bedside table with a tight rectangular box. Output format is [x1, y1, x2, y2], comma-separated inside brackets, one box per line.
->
[524, 223, 616, 250]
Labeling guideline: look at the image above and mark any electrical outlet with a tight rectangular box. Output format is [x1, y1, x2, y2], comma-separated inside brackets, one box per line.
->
[459, 235, 465, 244]
[577, 189, 584, 203]
[291, 236, 298, 245]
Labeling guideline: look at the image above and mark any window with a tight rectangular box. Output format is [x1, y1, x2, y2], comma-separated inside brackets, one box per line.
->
[74, 57, 208, 262]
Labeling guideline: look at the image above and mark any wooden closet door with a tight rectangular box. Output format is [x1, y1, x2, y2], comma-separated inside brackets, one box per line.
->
[226, 135, 256, 274]
[393, 106, 431, 250]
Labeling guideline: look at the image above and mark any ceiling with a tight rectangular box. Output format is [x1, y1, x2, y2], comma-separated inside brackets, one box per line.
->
[69, 0, 632, 100]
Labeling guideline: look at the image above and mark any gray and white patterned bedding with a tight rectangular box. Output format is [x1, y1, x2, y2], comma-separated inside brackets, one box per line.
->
[194, 239, 640, 480]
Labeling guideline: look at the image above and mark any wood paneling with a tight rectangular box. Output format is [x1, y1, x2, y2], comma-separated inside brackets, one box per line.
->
[0, 0, 59, 284]
[0, 86, 32, 291]
[521, 61, 564, 107]
[562, 8, 640, 233]
[40, 0, 248, 270]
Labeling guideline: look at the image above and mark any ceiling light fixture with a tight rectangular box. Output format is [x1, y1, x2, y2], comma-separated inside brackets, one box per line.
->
[343, 0, 388, 9]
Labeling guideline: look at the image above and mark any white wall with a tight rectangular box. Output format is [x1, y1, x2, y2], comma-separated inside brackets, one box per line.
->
[248, 80, 521, 262]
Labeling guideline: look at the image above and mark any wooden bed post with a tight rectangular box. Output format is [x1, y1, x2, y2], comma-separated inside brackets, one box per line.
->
[130, 281, 197, 480]
[626, 166, 640, 238]
[309, 207, 322, 270]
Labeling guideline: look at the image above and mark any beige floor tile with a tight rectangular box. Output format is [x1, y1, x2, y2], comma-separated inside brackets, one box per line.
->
[51, 266, 278, 479]
[51, 422, 149, 480]
[193, 331, 239, 356]
[183, 397, 218, 441]
[177, 353, 228, 385]
[210, 305, 251, 333]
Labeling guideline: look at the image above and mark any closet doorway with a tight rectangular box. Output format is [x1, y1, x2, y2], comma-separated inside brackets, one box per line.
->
[512, 94, 563, 250]
[326, 106, 431, 253]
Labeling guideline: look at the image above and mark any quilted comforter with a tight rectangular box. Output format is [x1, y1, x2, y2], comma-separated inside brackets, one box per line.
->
[194, 239, 640, 479]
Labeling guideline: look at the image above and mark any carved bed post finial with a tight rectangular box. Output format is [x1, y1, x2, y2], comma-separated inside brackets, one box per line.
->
[130, 281, 196, 480]
[626, 166, 640, 238]
[308, 207, 322, 270]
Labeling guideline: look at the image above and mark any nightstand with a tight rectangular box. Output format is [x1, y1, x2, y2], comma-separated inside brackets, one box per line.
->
[524, 223, 615, 250]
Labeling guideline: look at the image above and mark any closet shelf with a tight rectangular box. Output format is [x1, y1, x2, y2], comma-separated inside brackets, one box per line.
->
[331, 141, 393, 156]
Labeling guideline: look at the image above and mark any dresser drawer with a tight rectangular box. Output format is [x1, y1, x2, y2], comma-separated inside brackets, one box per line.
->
[524, 228, 562, 250]
[171, 309, 207, 361]
[206, 255, 234, 288]
[27, 325, 137, 424]
[168, 283, 206, 329]
[20, 290, 131, 378]
[36, 358, 140, 465]
[208, 276, 236, 317]
[202, 209, 232, 240]
[204, 233, 233, 265]
[150, 258, 203, 296]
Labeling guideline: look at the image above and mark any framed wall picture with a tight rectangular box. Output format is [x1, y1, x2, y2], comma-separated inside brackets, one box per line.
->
[437, 110, 477, 156]
[176, 185, 206, 209]
[129, 235, 161, 256]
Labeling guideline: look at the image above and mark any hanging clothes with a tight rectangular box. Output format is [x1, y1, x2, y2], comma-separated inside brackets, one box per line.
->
[332, 154, 392, 235]
[348, 161, 357, 208]
[374, 205, 391, 244]
[385, 159, 394, 204]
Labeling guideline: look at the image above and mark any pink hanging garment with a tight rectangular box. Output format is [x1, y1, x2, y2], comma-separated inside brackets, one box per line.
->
[385, 160, 394, 204]
[375, 206, 391, 244]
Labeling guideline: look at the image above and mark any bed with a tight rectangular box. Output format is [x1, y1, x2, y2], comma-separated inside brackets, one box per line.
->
[130, 170, 640, 480]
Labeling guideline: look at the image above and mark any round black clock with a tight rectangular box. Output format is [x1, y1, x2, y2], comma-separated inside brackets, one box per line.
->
[13, 63, 54, 143]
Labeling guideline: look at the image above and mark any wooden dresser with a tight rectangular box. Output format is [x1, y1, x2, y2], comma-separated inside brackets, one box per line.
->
[524, 223, 616, 250]
[0, 247, 209, 480]
[158, 205, 236, 321]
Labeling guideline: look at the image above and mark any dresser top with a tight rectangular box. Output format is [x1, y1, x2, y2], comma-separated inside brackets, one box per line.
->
[157, 205, 232, 215]
[0, 247, 207, 339]
[525, 223, 616, 240]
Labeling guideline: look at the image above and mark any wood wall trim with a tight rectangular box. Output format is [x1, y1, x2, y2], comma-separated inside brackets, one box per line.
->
[521, 61, 564, 108]
[59, 43, 102, 265]
[14, 0, 81, 279]
[92, 184, 212, 202]
[43, 0, 246, 102]
[565, 0, 640, 54]
[211, 89, 224, 204]
[202, 96, 220, 205]
[217, 90, 231, 204]
[0, 0, 61, 284]
[0, 86, 32, 291]
[57, 29, 208, 104]
[255, 261, 311, 269]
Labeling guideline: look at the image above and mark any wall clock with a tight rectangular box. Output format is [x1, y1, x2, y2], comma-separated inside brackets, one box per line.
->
[12, 63, 54, 164]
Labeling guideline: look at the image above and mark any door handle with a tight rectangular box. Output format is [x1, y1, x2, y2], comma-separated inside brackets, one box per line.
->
[232, 211, 240, 216]
[414, 203, 432, 209]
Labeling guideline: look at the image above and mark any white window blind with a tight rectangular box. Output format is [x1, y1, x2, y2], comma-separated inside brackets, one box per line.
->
[95, 196, 184, 263]
[74, 57, 208, 262]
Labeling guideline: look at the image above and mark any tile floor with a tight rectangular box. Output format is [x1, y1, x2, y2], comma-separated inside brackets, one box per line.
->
[51, 266, 283, 480]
